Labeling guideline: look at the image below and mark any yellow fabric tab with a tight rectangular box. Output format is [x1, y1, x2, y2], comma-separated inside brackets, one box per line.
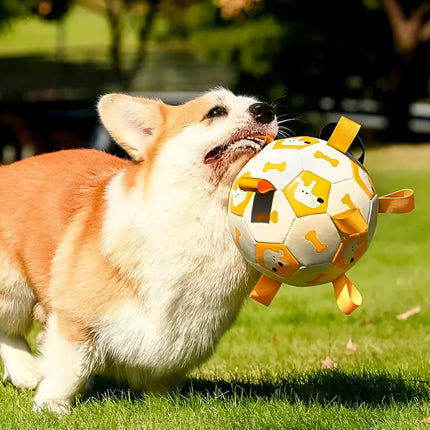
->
[250, 275, 282, 306]
[332, 274, 362, 315]
[238, 177, 276, 194]
[327, 116, 361, 154]
[378, 189, 415, 213]
[331, 207, 368, 235]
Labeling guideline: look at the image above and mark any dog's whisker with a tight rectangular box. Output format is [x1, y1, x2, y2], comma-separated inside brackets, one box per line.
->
[277, 126, 295, 139]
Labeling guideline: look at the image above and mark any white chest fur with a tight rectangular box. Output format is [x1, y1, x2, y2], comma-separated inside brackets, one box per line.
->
[96, 171, 256, 386]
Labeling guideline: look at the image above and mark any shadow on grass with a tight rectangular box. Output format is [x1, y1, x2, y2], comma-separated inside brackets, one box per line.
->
[84, 369, 430, 408]
[181, 371, 430, 407]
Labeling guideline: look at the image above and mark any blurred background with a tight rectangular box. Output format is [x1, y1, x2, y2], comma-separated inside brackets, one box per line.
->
[0, 0, 429, 163]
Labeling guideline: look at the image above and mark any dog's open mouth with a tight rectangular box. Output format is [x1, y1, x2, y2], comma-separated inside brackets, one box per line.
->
[204, 134, 274, 165]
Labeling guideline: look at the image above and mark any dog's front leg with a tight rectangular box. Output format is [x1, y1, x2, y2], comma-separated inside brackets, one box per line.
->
[33, 314, 94, 414]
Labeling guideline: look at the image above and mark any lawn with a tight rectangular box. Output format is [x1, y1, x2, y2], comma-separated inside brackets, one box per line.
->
[1, 144, 430, 429]
[0, 4, 136, 58]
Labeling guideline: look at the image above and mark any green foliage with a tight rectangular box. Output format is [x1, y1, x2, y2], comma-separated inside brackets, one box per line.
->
[184, 3, 219, 33]
[0, 0, 28, 34]
[0, 0, 71, 35]
[192, 15, 285, 77]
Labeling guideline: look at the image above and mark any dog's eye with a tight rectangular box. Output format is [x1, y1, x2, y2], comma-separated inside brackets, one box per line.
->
[205, 106, 227, 120]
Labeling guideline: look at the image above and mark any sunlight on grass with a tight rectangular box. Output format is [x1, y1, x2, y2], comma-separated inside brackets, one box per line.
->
[0, 5, 137, 57]
[1, 144, 429, 428]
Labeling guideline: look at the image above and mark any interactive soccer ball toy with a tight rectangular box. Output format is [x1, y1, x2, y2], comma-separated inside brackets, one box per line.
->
[228, 116, 414, 314]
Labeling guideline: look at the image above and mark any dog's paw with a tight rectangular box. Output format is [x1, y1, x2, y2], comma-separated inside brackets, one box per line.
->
[32, 398, 71, 415]
[2, 367, 41, 390]
[2, 368, 10, 384]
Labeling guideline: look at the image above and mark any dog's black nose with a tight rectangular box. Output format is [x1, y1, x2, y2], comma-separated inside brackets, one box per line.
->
[249, 103, 275, 124]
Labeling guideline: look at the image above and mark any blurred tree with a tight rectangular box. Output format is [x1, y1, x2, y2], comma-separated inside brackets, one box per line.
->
[2, 0, 428, 139]
[382, 0, 430, 138]
[192, 0, 429, 138]
[0, 0, 72, 47]
[130, 0, 159, 75]
[0, 0, 71, 32]
[36, 0, 73, 20]
[74, 0, 159, 76]
[100, 0, 137, 75]
[383, 0, 430, 63]
[215, 0, 262, 19]
[192, 0, 373, 102]
[78, 0, 199, 79]
[0, 1, 19, 34]
[129, 0, 199, 77]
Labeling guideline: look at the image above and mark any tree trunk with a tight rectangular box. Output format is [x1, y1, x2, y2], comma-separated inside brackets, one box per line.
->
[382, 0, 430, 139]
[127, 0, 160, 83]
[106, 1, 124, 78]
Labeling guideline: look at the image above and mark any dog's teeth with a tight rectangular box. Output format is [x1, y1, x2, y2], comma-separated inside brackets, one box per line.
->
[248, 136, 264, 145]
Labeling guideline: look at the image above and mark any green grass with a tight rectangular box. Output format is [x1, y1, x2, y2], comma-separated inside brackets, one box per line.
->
[0, 4, 137, 58]
[1, 144, 430, 429]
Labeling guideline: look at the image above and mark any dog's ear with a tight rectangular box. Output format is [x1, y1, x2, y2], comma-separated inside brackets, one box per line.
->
[98, 94, 164, 162]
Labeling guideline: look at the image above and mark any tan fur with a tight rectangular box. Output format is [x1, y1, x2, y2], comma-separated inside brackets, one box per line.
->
[0, 150, 127, 314]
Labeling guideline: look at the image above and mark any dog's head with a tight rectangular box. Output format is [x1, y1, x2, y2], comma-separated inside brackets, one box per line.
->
[98, 88, 278, 188]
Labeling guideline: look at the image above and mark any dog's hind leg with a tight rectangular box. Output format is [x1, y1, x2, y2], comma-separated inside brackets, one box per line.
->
[0, 254, 41, 389]
[33, 313, 94, 414]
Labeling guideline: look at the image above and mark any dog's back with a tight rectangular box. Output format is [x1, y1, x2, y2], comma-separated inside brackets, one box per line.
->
[0, 149, 127, 299]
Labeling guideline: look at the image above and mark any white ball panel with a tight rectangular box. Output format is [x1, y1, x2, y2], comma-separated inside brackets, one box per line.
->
[250, 142, 304, 190]
[327, 178, 372, 221]
[284, 213, 341, 266]
[228, 212, 257, 264]
[300, 142, 353, 183]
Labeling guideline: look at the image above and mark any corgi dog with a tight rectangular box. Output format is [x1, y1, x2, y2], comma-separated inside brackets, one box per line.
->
[0, 88, 278, 413]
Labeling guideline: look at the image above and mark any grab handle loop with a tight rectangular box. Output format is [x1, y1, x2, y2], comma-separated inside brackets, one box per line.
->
[378, 189, 415, 213]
